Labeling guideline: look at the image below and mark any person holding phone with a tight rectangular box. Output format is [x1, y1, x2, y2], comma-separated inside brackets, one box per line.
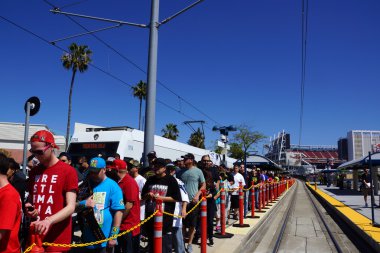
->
[25, 130, 78, 253]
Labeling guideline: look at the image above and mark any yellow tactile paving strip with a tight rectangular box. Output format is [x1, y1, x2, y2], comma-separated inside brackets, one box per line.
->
[306, 182, 380, 243]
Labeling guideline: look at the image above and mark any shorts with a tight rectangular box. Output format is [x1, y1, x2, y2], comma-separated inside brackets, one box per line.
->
[184, 202, 199, 228]
[231, 195, 239, 209]
[362, 187, 370, 196]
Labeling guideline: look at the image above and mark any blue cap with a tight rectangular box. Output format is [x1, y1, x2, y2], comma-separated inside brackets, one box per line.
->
[89, 157, 106, 171]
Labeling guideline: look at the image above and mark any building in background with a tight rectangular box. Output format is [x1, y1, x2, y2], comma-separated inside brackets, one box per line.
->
[337, 138, 348, 161]
[346, 130, 380, 160]
[264, 131, 343, 171]
[0, 122, 65, 163]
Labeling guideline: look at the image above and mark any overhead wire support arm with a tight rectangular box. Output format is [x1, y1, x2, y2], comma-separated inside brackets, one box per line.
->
[50, 24, 122, 44]
[159, 0, 204, 26]
[50, 8, 148, 28]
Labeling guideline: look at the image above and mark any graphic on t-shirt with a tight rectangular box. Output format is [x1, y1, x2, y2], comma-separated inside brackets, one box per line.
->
[32, 173, 59, 215]
[150, 184, 168, 197]
[146, 184, 168, 212]
[93, 192, 107, 227]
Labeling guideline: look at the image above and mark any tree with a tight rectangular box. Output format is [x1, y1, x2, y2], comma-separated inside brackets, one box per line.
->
[61, 43, 92, 150]
[232, 124, 266, 176]
[131, 80, 147, 130]
[233, 125, 266, 154]
[188, 128, 205, 149]
[228, 142, 245, 160]
[161, 123, 179, 140]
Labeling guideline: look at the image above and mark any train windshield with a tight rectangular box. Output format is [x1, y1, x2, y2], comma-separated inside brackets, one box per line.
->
[67, 142, 119, 162]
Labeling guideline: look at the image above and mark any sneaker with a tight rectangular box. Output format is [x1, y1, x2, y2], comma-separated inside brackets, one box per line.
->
[209, 238, 214, 246]
[186, 244, 193, 253]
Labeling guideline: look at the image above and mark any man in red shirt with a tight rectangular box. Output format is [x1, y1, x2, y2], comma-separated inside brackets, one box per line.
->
[0, 153, 22, 253]
[113, 159, 140, 253]
[25, 130, 78, 253]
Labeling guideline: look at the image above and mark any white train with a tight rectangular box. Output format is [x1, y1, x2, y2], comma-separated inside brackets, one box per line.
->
[68, 123, 236, 167]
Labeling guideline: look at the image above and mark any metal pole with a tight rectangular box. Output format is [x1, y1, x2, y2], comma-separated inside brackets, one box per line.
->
[143, 0, 160, 166]
[368, 152, 379, 226]
[22, 102, 32, 176]
[244, 151, 247, 217]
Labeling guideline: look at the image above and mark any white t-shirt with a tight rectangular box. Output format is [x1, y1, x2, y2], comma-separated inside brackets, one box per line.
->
[134, 174, 147, 220]
[231, 172, 246, 196]
[173, 178, 189, 228]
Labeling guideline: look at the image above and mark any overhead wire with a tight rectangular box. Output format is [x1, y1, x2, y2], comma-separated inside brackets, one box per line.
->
[43, 0, 222, 126]
[299, 0, 308, 147]
[0, 15, 200, 125]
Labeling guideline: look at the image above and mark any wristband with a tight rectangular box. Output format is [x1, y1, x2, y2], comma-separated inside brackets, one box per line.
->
[111, 226, 120, 237]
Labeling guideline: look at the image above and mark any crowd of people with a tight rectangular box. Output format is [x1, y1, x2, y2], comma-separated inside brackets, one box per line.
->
[0, 130, 285, 253]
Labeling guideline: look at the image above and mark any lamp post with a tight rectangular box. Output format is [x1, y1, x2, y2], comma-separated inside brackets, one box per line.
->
[212, 125, 237, 165]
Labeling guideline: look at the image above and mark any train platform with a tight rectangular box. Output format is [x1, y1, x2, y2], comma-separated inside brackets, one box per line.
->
[317, 184, 380, 221]
[306, 182, 380, 252]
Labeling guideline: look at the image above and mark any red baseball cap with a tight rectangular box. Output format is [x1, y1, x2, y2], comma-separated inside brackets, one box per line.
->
[30, 130, 59, 149]
[111, 159, 127, 170]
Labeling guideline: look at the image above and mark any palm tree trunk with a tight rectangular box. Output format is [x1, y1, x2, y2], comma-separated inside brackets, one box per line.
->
[65, 69, 77, 151]
[138, 98, 142, 130]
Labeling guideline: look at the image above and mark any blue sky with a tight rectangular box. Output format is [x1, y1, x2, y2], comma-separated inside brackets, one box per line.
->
[1, 0, 380, 153]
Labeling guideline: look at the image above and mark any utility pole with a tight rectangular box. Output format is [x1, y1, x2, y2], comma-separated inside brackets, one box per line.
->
[143, 0, 160, 166]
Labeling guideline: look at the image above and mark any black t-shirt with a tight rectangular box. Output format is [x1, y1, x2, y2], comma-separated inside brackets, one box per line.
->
[142, 174, 181, 233]
[361, 173, 371, 185]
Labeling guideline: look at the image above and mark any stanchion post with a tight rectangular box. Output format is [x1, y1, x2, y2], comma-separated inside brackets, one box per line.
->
[154, 199, 163, 253]
[220, 186, 226, 235]
[263, 183, 266, 207]
[275, 182, 278, 199]
[266, 183, 269, 206]
[233, 182, 250, 228]
[270, 183, 273, 202]
[259, 184, 262, 212]
[238, 182, 244, 225]
[251, 180, 255, 218]
[314, 181, 317, 191]
[27, 224, 45, 253]
[201, 190, 207, 253]
[214, 184, 234, 238]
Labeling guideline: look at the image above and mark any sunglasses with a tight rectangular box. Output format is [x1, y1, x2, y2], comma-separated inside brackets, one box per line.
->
[29, 145, 51, 155]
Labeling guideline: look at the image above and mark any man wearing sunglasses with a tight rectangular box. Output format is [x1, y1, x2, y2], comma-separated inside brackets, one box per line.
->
[25, 130, 78, 253]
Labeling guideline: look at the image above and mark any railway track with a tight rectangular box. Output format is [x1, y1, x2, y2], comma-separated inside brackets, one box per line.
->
[248, 180, 358, 253]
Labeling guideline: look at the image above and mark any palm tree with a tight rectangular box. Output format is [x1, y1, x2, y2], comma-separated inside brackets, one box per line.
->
[161, 123, 179, 140]
[131, 80, 147, 130]
[188, 128, 205, 149]
[61, 43, 92, 150]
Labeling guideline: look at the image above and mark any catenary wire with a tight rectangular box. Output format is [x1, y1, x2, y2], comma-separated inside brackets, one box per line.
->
[43, 0, 222, 127]
[299, 0, 308, 147]
[0, 15, 206, 127]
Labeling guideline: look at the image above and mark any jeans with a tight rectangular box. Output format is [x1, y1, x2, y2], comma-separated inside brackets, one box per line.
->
[172, 227, 186, 253]
[162, 233, 173, 253]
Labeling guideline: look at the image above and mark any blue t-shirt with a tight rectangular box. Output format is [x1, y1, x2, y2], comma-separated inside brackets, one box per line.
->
[83, 177, 125, 249]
